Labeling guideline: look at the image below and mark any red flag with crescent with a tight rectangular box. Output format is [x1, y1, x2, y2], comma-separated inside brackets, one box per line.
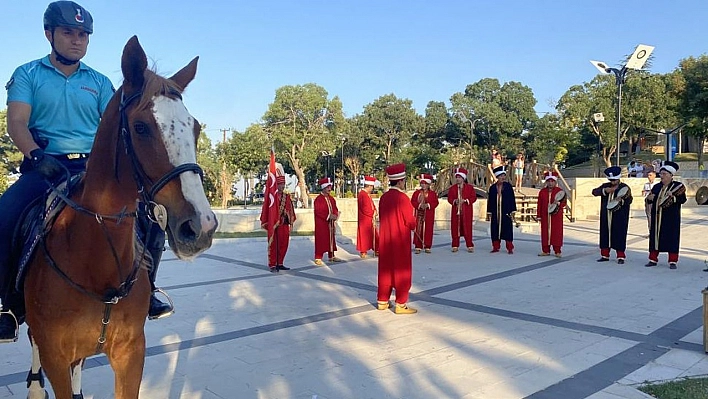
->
[265, 148, 280, 248]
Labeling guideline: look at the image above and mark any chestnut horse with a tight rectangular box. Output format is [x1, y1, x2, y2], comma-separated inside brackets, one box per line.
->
[22, 36, 217, 399]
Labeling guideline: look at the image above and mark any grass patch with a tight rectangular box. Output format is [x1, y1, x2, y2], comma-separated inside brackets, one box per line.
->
[639, 377, 708, 399]
[214, 231, 314, 239]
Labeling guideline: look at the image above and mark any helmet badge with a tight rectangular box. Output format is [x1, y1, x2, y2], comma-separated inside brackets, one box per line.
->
[75, 8, 84, 24]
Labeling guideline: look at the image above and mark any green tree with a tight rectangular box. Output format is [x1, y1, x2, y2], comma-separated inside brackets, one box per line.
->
[557, 76, 617, 166]
[195, 125, 220, 206]
[526, 113, 577, 166]
[263, 83, 344, 206]
[451, 78, 538, 161]
[678, 55, 708, 164]
[358, 93, 422, 179]
[0, 109, 23, 194]
[224, 124, 269, 205]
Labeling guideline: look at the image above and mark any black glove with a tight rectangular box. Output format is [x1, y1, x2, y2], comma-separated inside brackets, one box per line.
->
[30, 149, 65, 179]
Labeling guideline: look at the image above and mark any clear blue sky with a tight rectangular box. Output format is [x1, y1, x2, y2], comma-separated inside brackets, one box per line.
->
[2, 1, 707, 143]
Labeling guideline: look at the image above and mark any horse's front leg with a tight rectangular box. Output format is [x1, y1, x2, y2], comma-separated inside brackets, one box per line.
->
[110, 334, 146, 399]
[70, 359, 85, 399]
[26, 331, 48, 399]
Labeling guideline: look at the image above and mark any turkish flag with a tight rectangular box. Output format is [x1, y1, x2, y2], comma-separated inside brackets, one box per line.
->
[265, 148, 279, 249]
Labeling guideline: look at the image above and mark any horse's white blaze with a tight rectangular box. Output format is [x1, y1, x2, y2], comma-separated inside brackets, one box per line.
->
[152, 95, 216, 234]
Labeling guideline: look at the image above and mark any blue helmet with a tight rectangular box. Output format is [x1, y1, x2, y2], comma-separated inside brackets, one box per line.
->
[43, 1, 93, 34]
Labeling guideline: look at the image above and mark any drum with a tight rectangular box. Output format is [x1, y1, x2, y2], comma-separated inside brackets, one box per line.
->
[606, 186, 629, 212]
[548, 190, 567, 215]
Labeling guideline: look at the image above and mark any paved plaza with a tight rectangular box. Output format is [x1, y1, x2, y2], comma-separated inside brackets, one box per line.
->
[1, 207, 708, 398]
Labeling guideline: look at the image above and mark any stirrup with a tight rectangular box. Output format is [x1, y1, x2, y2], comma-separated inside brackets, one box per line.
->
[148, 288, 175, 320]
[0, 308, 19, 343]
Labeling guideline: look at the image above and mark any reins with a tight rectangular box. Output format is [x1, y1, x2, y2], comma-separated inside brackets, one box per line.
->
[40, 86, 204, 353]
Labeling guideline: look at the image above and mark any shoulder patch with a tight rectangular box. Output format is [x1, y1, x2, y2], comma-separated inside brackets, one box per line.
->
[5, 77, 14, 91]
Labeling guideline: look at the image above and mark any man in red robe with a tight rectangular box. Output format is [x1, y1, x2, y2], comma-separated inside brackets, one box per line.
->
[377, 163, 417, 314]
[260, 175, 297, 272]
[447, 167, 477, 253]
[357, 175, 379, 258]
[536, 171, 566, 257]
[313, 177, 341, 265]
[412, 174, 439, 254]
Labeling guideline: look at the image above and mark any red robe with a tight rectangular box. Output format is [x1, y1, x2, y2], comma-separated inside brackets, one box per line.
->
[411, 189, 439, 250]
[536, 186, 566, 252]
[356, 189, 378, 253]
[314, 193, 338, 259]
[377, 187, 416, 305]
[447, 183, 477, 248]
[260, 191, 297, 266]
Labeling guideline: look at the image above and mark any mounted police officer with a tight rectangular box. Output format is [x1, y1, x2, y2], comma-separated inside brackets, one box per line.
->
[0, 1, 173, 343]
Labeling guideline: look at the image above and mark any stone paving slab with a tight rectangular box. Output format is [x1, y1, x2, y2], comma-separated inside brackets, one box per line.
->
[1, 207, 708, 398]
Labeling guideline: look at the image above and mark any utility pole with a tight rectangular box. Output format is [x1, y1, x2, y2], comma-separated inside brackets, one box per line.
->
[220, 128, 231, 209]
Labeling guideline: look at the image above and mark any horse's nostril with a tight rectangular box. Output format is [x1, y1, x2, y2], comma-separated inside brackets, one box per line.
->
[178, 220, 197, 242]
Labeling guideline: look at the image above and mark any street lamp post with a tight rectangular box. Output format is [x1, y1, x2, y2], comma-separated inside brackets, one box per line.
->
[340, 137, 346, 197]
[321, 151, 331, 178]
[457, 111, 483, 162]
[591, 44, 654, 167]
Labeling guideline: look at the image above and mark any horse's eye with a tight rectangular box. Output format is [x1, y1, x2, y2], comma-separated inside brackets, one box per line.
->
[133, 122, 150, 136]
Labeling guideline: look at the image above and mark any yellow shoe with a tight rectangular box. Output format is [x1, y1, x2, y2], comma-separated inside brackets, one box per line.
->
[451, 247, 458, 253]
[314, 259, 324, 266]
[360, 252, 368, 259]
[377, 301, 391, 310]
[329, 257, 342, 263]
[538, 252, 550, 256]
[555, 253, 562, 258]
[424, 249, 431, 254]
[415, 248, 421, 254]
[467, 247, 474, 253]
[394, 303, 417, 314]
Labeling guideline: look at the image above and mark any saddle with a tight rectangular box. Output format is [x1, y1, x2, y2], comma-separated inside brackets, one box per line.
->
[13, 173, 85, 291]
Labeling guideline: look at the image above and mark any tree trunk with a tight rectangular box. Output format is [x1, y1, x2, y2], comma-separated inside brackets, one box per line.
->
[698, 136, 705, 169]
[220, 162, 230, 209]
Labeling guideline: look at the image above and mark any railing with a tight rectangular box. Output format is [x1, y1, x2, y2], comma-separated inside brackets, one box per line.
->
[432, 161, 575, 222]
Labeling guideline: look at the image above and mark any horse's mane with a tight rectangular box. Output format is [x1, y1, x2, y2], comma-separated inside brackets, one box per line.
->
[134, 69, 184, 112]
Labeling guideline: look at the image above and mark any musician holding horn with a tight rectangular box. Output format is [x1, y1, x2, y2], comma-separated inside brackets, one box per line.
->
[313, 177, 342, 265]
[447, 167, 477, 253]
[591, 166, 633, 264]
[536, 171, 566, 258]
[645, 161, 686, 269]
[487, 166, 517, 254]
[412, 174, 439, 254]
[357, 175, 379, 258]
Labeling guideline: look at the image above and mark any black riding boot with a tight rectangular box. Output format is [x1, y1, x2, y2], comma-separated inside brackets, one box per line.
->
[0, 292, 24, 343]
[138, 209, 173, 320]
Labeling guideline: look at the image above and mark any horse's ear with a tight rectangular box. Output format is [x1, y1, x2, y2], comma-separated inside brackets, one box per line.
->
[169, 57, 198, 91]
[121, 36, 147, 91]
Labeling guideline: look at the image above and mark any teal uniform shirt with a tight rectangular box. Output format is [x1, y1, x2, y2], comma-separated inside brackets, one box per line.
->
[5, 55, 114, 155]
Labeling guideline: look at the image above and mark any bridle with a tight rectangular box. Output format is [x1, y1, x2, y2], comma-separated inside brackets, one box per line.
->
[118, 88, 204, 214]
[41, 87, 204, 352]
